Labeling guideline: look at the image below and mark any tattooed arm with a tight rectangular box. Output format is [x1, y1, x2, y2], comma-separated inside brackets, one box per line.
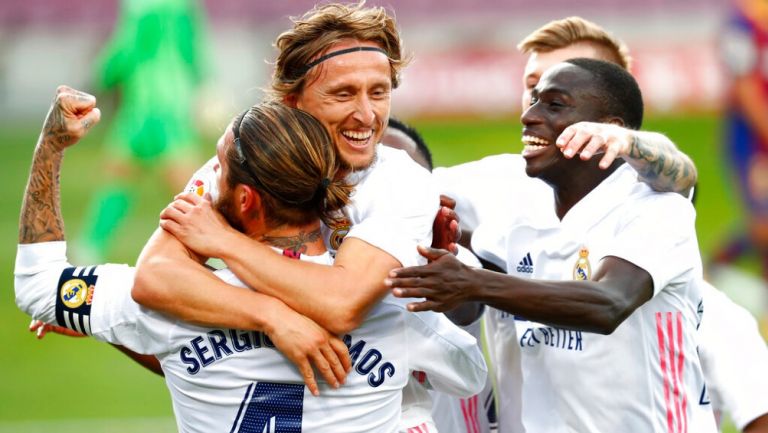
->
[556, 121, 697, 197]
[17, 86, 168, 376]
[624, 131, 697, 196]
[19, 85, 100, 244]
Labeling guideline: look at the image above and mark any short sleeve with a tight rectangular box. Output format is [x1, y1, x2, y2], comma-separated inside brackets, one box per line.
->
[603, 194, 701, 295]
[14, 242, 171, 355]
[182, 156, 220, 202]
[432, 154, 528, 232]
[404, 309, 488, 397]
[698, 281, 768, 430]
[345, 148, 439, 267]
[472, 221, 511, 272]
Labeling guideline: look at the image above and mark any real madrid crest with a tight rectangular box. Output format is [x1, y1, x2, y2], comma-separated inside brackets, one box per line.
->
[572, 247, 591, 281]
[60, 278, 88, 309]
[329, 218, 351, 250]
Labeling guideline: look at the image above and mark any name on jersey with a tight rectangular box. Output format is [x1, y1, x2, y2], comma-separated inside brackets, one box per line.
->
[519, 326, 583, 352]
[344, 334, 396, 388]
[180, 329, 276, 375]
[179, 330, 397, 388]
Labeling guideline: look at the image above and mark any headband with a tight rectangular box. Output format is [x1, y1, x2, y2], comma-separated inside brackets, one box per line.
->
[293, 46, 389, 78]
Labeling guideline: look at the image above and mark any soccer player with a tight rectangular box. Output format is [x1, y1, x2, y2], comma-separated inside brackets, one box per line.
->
[433, 16, 768, 433]
[16, 88, 486, 432]
[387, 58, 718, 433]
[433, 17, 697, 239]
[129, 6, 457, 389]
[382, 118, 495, 433]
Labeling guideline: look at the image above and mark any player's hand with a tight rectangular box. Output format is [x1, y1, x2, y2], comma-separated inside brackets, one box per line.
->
[29, 319, 85, 339]
[431, 195, 460, 255]
[40, 85, 101, 152]
[265, 306, 351, 397]
[386, 245, 476, 312]
[159, 192, 235, 258]
[556, 121, 634, 169]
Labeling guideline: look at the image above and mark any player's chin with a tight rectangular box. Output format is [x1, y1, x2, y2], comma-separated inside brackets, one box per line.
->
[341, 149, 376, 170]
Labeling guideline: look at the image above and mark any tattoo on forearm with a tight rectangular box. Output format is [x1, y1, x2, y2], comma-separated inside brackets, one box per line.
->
[628, 134, 696, 193]
[261, 229, 322, 254]
[19, 141, 65, 243]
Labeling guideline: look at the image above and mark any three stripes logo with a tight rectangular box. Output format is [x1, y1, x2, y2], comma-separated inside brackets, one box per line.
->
[516, 252, 534, 274]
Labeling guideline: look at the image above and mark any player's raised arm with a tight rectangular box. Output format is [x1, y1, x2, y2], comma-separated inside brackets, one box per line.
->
[555, 121, 697, 196]
[19, 85, 100, 245]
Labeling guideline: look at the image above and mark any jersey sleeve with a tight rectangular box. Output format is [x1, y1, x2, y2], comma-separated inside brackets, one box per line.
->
[182, 155, 220, 202]
[14, 242, 171, 355]
[432, 154, 526, 232]
[345, 148, 439, 267]
[404, 309, 488, 398]
[602, 193, 701, 295]
[698, 281, 768, 430]
[471, 221, 511, 272]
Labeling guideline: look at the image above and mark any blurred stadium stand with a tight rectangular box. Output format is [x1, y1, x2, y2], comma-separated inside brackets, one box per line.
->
[0, 0, 727, 120]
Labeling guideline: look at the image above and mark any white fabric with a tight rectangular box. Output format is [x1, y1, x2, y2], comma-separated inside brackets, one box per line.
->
[431, 154, 550, 232]
[432, 247, 494, 433]
[698, 279, 768, 431]
[15, 242, 487, 433]
[473, 164, 716, 433]
[187, 146, 438, 268]
[399, 318, 495, 433]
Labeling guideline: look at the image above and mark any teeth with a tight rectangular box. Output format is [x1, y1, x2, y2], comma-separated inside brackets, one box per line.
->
[522, 135, 549, 145]
[523, 144, 547, 153]
[343, 130, 373, 141]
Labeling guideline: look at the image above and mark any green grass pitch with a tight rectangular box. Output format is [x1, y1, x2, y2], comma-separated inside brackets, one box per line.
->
[0, 112, 743, 432]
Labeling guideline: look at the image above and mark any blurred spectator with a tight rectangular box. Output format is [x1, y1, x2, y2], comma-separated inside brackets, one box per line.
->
[713, 0, 768, 281]
[77, 0, 209, 261]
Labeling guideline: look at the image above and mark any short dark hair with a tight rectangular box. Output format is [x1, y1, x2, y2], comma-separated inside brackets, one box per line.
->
[565, 58, 643, 130]
[387, 117, 433, 170]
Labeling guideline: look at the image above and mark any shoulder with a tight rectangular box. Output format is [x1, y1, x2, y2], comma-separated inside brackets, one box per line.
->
[432, 153, 524, 179]
[183, 155, 220, 199]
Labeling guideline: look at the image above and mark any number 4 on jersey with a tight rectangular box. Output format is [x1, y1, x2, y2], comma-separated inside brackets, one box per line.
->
[231, 382, 304, 433]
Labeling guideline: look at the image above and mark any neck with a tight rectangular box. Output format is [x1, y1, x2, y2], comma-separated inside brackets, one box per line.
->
[547, 159, 624, 220]
[256, 222, 326, 256]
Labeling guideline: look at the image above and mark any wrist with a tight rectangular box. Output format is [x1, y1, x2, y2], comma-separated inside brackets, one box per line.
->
[258, 296, 290, 335]
[212, 227, 245, 259]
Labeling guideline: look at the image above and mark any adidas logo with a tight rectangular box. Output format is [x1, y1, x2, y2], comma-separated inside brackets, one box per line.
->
[516, 252, 534, 274]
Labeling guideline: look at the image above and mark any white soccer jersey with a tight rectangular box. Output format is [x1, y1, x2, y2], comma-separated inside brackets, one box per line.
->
[431, 154, 550, 232]
[698, 279, 768, 431]
[15, 242, 487, 433]
[473, 164, 716, 433]
[187, 145, 438, 267]
[400, 319, 495, 433]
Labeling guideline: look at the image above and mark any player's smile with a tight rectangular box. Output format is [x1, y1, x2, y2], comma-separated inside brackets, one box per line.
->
[520, 62, 605, 181]
[521, 134, 551, 158]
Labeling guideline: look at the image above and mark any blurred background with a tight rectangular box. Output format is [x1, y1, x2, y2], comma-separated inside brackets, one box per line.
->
[0, 0, 764, 432]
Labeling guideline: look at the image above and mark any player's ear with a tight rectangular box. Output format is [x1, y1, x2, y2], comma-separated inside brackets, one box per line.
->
[237, 184, 263, 216]
[602, 116, 625, 127]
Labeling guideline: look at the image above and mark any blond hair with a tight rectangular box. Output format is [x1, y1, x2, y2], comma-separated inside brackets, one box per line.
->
[226, 102, 353, 227]
[518, 17, 632, 71]
[268, 1, 409, 101]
